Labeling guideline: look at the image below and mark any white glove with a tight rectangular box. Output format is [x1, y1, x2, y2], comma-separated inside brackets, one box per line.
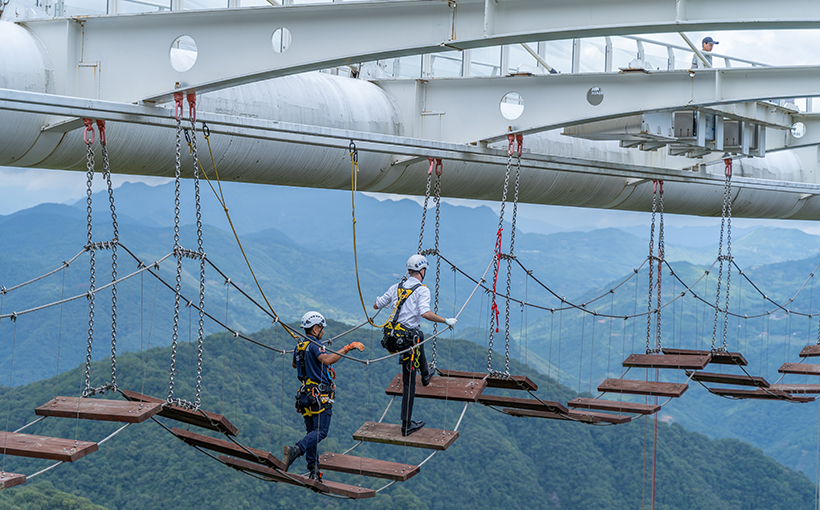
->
[444, 318, 457, 328]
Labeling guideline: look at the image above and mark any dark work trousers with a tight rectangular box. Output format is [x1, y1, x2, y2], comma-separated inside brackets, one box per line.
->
[400, 336, 430, 423]
[297, 406, 332, 469]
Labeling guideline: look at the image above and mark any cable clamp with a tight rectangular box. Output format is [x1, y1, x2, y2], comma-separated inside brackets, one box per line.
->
[174, 92, 184, 122]
[83, 118, 95, 145]
[186, 91, 196, 123]
[224, 277, 231, 285]
[233, 331, 240, 338]
[95, 120, 106, 146]
[0, 286, 5, 295]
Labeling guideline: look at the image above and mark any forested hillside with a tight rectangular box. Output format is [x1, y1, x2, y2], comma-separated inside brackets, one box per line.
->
[0, 325, 814, 509]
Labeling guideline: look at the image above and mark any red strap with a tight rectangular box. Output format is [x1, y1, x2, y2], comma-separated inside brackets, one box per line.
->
[427, 157, 434, 175]
[186, 92, 196, 123]
[507, 133, 515, 156]
[174, 91, 184, 121]
[95, 119, 106, 146]
[516, 133, 523, 156]
[489, 227, 503, 332]
[724, 158, 732, 177]
[435, 158, 443, 176]
[83, 118, 95, 145]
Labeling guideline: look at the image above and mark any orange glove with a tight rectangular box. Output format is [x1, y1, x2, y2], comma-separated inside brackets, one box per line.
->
[343, 342, 365, 353]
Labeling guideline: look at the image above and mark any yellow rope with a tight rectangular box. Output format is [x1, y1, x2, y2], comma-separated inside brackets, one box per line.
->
[350, 148, 396, 329]
[192, 132, 300, 340]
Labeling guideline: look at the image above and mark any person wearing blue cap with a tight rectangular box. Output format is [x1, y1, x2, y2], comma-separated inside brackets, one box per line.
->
[691, 36, 718, 69]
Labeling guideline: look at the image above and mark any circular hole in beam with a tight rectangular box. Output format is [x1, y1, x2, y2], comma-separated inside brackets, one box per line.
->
[500, 92, 524, 120]
[170, 35, 197, 73]
[792, 122, 806, 139]
[272, 27, 292, 54]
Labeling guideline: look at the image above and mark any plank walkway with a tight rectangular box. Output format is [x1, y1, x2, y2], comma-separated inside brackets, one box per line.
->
[689, 371, 769, 388]
[220, 456, 375, 499]
[568, 398, 660, 415]
[662, 348, 747, 366]
[708, 388, 798, 400]
[384, 375, 486, 402]
[172, 428, 284, 469]
[769, 384, 820, 394]
[0, 432, 97, 462]
[623, 354, 710, 370]
[598, 379, 688, 398]
[121, 390, 238, 436]
[779, 363, 820, 376]
[0, 473, 25, 490]
[477, 394, 568, 414]
[35, 397, 162, 424]
[436, 370, 538, 391]
[352, 422, 458, 451]
[318, 452, 419, 482]
[799, 345, 820, 358]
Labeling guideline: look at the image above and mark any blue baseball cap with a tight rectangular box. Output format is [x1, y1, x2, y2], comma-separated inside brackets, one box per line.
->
[702, 37, 719, 45]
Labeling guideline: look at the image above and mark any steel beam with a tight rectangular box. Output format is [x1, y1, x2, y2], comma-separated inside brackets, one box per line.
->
[19, 0, 820, 103]
[2, 86, 820, 197]
[375, 66, 820, 143]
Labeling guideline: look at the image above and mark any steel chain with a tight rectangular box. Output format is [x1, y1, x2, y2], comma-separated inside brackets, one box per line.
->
[487, 140, 513, 373]
[101, 138, 119, 391]
[655, 183, 664, 352]
[430, 170, 442, 369]
[83, 138, 96, 398]
[503, 147, 522, 374]
[711, 166, 732, 352]
[190, 116, 206, 410]
[418, 166, 433, 253]
[168, 116, 183, 404]
[646, 182, 657, 354]
[722, 169, 733, 351]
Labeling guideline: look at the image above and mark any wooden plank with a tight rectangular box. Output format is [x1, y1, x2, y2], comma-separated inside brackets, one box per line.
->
[0, 432, 97, 462]
[778, 363, 820, 376]
[121, 389, 238, 436]
[384, 374, 486, 402]
[501, 408, 584, 422]
[352, 422, 458, 451]
[220, 456, 376, 499]
[709, 388, 793, 400]
[35, 397, 162, 424]
[688, 371, 770, 388]
[436, 369, 538, 391]
[792, 395, 817, 403]
[568, 398, 660, 415]
[0, 473, 25, 490]
[171, 428, 284, 469]
[769, 384, 820, 394]
[318, 452, 419, 482]
[477, 394, 568, 414]
[567, 410, 633, 425]
[662, 348, 747, 366]
[598, 379, 688, 397]
[623, 353, 710, 370]
[800, 345, 820, 358]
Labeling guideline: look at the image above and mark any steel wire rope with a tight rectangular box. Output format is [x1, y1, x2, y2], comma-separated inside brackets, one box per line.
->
[1, 317, 16, 477]
[0, 250, 84, 297]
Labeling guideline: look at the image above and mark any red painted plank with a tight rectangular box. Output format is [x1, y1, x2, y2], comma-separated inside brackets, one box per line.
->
[478, 394, 568, 414]
[567, 410, 633, 425]
[709, 388, 794, 400]
[779, 363, 820, 376]
[0, 472, 25, 490]
[769, 384, 820, 394]
[662, 348, 747, 366]
[800, 345, 820, 358]
[689, 371, 769, 388]
[623, 354, 710, 370]
[501, 408, 584, 422]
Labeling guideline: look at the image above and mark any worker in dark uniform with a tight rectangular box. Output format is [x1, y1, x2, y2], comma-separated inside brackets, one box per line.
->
[283, 311, 364, 480]
[374, 254, 457, 436]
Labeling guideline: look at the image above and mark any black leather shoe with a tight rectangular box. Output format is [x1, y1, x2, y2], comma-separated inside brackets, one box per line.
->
[308, 465, 323, 481]
[283, 444, 302, 471]
[421, 372, 433, 387]
[401, 420, 425, 436]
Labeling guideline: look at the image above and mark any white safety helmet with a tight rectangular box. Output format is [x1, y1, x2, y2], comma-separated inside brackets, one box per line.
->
[300, 311, 326, 330]
[406, 254, 429, 273]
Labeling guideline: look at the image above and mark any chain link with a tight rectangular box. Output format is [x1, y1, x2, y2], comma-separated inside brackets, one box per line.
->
[655, 183, 664, 352]
[646, 182, 657, 354]
[502, 148, 522, 374]
[168, 116, 183, 404]
[487, 138, 514, 374]
[418, 165, 433, 253]
[190, 116, 206, 410]
[101, 137, 119, 392]
[722, 168, 733, 351]
[83, 138, 96, 398]
[430, 170, 442, 369]
[712, 162, 733, 352]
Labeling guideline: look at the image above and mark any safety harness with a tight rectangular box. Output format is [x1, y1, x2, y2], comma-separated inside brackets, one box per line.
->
[294, 338, 336, 417]
[381, 279, 423, 363]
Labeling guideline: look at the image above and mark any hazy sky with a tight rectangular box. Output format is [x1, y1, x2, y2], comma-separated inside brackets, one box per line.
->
[3, 29, 820, 234]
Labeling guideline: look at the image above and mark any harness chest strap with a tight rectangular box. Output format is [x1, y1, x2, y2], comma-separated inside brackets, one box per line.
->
[386, 281, 422, 332]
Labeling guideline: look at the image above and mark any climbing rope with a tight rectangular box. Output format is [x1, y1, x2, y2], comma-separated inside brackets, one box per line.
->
[711, 158, 734, 353]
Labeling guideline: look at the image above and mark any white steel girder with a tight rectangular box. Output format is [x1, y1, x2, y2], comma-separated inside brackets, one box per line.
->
[17, 0, 820, 103]
[374, 67, 818, 144]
